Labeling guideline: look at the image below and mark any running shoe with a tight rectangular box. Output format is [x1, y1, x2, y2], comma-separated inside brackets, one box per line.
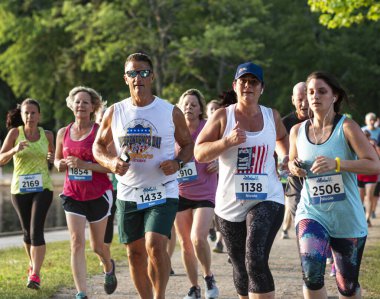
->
[27, 273, 40, 289]
[213, 241, 223, 253]
[281, 230, 289, 239]
[184, 286, 201, 299]
[204, 274, 219, 298]
[75, 291, 88, 299]
[104, 259, 117, 294]
[170, 268, 175, 276]
[208, 228, 217, 242]
[372, 211, 376, 219]
[330, 263, 336, 277]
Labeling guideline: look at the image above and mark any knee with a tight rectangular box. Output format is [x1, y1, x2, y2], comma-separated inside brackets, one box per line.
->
[70, 236, 85, 253]
[92, 244, 104, 256]
[303, 274, 324, 291]
[190, 234, 207, 249]
[246, 255, 267, 275]
[338, 283, 359, 297]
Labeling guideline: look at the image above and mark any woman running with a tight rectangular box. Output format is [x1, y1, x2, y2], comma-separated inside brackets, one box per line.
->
[54, 86, 116, 299]
[288, 71, 380, 298]
[195, 62, 289, 299]
[0, 99, 54, 290]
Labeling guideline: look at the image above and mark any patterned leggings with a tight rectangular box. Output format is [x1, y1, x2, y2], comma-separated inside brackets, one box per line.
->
[297, 219, 366, 297]
[216, 201, 284, 295]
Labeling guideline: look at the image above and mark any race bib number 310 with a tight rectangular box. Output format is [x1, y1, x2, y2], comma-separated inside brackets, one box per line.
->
[307, 173, 345, 205]
[234, 173, 268, 200]
[19, 173, 43, 193]
[135, 185, 167, 210]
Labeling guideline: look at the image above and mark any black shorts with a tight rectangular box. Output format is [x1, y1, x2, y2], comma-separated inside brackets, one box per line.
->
[177, 195, 215, 212]
[60, 190, 113, 223]
[357, 180, 377, 188]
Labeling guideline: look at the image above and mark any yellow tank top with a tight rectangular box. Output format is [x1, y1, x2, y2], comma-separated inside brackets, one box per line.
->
[11, 126, 53, 194]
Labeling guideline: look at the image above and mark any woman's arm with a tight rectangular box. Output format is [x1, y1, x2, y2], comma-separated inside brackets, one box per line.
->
[0, 128, 24, 166]
[54, 128, 67, 172]
[310, 118, 380, 175]
[195, 108, 245, 163]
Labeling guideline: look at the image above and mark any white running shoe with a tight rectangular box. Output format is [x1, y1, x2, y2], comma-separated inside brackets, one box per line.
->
[204, 275, 219, 299]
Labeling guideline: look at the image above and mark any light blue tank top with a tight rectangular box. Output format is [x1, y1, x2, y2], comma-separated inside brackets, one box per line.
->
[295, 115, 367, 238]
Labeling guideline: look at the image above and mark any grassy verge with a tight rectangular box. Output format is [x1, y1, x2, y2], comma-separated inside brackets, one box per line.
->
[0, 237, 126, 299]
[361, 241, 380, 298]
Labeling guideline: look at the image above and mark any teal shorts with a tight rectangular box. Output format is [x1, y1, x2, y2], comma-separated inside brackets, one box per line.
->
[116, 198, 178, 244]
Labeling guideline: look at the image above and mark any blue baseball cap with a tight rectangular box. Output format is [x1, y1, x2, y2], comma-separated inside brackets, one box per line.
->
[234, 62, 264, 83]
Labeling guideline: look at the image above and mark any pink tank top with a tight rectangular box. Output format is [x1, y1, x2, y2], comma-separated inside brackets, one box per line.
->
[62, 123, 112, 201]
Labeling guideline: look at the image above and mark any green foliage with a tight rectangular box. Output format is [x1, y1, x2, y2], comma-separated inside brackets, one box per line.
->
[308, 0, 380, 28]
[0, 0, 379, 133]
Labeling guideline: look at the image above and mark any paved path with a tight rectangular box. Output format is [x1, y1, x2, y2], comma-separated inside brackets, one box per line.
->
[51, 216, 380, 299]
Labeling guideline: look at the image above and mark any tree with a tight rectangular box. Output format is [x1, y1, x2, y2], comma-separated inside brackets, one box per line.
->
[308, 0, 380, 28]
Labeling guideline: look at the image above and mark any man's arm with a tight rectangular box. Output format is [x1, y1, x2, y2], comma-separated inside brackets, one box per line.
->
[93, 105, 129, 176]
[159, 106, 194, 176]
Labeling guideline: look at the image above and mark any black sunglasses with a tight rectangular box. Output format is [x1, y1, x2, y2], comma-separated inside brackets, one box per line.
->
[125, 70, 151, 78]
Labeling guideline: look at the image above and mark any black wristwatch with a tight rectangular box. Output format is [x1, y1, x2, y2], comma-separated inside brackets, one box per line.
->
[174, 158, 184, 170]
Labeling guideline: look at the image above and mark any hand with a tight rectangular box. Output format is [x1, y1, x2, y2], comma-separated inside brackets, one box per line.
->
[14, 140, 29, 153]
[160, 160, 179, 176]
[226, 121, 246, 147]
[47, 152, 54, 164]
[206, 160, 219, 173]
[66, 156, 85, 169]
[310, 156, 336, 174]
[111, 157, 130, 176]
[56, 159, 68, 172]
[288, 159, 307, 177]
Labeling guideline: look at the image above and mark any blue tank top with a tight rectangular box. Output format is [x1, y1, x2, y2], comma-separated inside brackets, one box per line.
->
[295, 115, 367, 238]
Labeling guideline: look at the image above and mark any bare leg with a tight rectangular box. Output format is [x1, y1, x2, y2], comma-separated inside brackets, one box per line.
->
[249, 291, 275, 298]
[30, 245, 46, 275]
[89, 218, 112, 272]
[167, 226, 176, 258]
[145, 232, 171, 299]
[303, 286, 328, 299]
[66, 213, 87, 294]
[126, 238, 153, 299]
[175, 209, 199, 287]
[191, 208, 214, 277]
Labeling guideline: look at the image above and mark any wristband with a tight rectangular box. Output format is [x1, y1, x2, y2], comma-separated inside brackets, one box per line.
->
[335, 157, 341, 173]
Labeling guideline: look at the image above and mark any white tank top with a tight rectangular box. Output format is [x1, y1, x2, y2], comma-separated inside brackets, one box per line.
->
[111, 97, 178, 201]
[215, 104, 284, 222]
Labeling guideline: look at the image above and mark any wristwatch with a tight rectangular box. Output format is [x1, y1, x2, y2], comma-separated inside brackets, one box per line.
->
[174, 158, 184, 170]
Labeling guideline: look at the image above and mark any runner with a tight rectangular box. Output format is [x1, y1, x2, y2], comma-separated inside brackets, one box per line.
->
[92, 52, 194, 299]
[288, 71, 380, 298]
[54, 86, 116, 299]
[195, 62, 289, 299]
[0, 99, 54, 290]
[176, 89, 219, 299]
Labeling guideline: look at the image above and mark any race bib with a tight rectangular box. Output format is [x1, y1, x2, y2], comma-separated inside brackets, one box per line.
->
[307, 173, 345, 205]
[234, 173, 268, 200]
[135, 185, 166, 210]
[177, 162, 198, 183]
[68, 167, 93, 181]
[19, 173, 43, 193]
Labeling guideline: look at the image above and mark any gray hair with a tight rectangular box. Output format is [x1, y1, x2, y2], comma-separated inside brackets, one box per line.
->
[66, 86, 103, 120]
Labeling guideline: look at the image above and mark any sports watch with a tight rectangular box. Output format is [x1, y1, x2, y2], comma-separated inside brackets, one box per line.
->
[174, 158, 184, 170]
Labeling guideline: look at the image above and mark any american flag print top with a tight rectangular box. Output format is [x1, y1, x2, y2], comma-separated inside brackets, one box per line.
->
[236, 145, 269, 174]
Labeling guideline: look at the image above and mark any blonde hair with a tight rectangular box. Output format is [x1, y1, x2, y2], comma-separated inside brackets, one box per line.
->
[66, 86, 103, 120]
[177, 88, 206, 120]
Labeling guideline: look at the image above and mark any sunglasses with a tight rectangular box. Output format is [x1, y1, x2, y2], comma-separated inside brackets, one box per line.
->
[125, 70, 151, 78]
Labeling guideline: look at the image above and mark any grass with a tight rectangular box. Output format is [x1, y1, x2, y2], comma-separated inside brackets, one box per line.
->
[361, 241, 380, 298]
[0, 237, 127, 299]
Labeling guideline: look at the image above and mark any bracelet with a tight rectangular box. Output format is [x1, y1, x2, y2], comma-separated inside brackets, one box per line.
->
[335, 157, 341, 172]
